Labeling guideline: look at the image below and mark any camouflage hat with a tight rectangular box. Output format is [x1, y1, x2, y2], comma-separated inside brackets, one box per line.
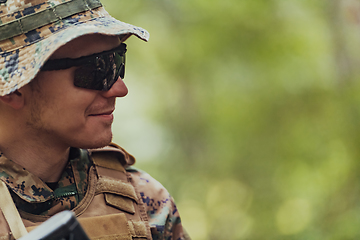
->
[0, 0, 149, 96]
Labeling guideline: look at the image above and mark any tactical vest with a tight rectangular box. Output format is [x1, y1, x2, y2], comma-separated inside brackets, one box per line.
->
[0, 145, 153, 240]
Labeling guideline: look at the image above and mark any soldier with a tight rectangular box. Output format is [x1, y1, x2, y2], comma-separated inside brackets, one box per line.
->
[0, 0, 189, 239]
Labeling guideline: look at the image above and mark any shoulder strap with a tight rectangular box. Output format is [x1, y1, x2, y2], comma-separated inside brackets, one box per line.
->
[89, 142, 136, 167]
[0, 181, 27, 239]
[89, 147, 152, 240]
[91, 151, 126, 173]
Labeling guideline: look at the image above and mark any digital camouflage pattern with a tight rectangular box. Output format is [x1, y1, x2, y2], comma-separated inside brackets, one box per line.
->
[128, 167, 186, 240]
[0, 148, 91, 215]
[0, 0, 149, 96]
[0, 148, 188, 240]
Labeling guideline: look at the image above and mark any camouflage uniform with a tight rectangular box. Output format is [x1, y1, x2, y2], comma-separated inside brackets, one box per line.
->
[0, 145, 188, 240]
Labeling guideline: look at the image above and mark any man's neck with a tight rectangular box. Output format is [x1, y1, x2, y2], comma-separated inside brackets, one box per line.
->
[0, 140, 71, 182]
[0, 103, 72, 182]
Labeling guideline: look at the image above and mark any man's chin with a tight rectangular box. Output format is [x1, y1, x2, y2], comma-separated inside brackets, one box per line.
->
[73, 135, 113, 150]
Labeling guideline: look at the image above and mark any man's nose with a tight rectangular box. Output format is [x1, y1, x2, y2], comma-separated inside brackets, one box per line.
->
[100, 77, 128, 98]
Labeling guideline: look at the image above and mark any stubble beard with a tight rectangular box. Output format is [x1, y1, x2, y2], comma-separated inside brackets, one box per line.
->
[26, 82, 115, 150]
[26, 96, 48, 134]
[77, 122, 114, 150]
[26, 110, 114, 150]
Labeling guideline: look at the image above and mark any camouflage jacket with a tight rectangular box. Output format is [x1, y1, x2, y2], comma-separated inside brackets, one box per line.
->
[0, 146, 188, 240]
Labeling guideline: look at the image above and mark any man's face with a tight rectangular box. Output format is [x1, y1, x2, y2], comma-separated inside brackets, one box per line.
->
[24, 34, 128, 149]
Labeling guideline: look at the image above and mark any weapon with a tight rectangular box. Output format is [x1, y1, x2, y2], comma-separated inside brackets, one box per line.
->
[19, 210, 89, 240]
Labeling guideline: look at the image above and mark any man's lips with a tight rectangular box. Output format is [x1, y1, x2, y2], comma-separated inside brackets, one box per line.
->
[89, 112, 113, 116]
[88, 109, 115, 117]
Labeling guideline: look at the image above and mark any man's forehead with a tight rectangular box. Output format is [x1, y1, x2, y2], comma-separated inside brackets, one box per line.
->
[49, 34, 121, 60]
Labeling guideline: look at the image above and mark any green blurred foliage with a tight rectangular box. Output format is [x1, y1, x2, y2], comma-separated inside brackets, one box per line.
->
[107, 0, 360, 239]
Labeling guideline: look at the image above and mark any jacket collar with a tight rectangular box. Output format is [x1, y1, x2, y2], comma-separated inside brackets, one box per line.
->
[0, 148, 91, 203]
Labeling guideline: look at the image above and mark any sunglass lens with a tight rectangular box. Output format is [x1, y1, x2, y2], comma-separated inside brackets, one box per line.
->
[119, 63, 125, 79]
[115, 53, 125, 79]
[99, 53, 125, 91]
[73, 51, 126, 91]
[74, 65, 104, 90]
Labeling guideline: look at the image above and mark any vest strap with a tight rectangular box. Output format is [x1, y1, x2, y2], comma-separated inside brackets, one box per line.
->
[91, 149, 152, 239]
[95, 176, 138, 201]
[0, 180, 28, 239]
[92, 151, 126, 172]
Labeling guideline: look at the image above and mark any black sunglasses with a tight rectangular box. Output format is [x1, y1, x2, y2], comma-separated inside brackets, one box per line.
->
[41, 43, 127, 91]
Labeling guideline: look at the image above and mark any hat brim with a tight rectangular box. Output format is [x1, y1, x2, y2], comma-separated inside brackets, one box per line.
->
[0, 7, 149, 96]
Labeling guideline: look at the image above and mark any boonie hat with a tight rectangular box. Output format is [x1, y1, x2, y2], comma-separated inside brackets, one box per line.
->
[0, 0, 149, 96]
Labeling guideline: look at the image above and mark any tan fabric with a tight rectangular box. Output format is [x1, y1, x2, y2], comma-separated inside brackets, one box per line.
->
[89, 143, 136, 168]
[24, 213, 146, 240]
[0, 181, 27, 239]
[88, 151, 152, 239]
[0, 234, 10, 240]
[78, 213, 132, 239]
[104, 194, 135, 214]
[96, 177, 138, 201]
[92, 152, 126, 172]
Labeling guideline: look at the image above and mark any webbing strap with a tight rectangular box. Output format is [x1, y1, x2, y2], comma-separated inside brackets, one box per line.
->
[0, 180, 28, 239]
[0, 0, 102, 42]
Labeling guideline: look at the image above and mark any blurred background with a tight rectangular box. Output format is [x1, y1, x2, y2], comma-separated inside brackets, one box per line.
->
[105, 0, 360, 239]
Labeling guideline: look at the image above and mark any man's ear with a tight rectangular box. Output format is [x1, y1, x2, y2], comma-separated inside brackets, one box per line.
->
[0, 90, 25, 110]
